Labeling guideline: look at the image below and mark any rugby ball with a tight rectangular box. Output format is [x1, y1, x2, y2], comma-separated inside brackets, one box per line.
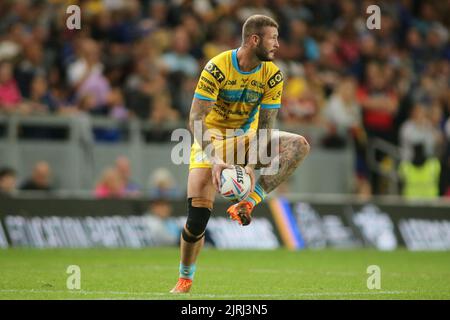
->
[220, 165, 251, 202]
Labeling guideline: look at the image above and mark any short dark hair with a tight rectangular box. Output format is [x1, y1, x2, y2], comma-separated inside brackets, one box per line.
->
[242, 15, 278, 42]
[0, 167, 16, 179]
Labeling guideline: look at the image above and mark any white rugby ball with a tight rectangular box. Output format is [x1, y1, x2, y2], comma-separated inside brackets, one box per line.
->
[220, 165, 251, 202]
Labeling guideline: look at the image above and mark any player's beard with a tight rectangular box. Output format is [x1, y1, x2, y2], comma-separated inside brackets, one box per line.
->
[254, 43, 273, 61]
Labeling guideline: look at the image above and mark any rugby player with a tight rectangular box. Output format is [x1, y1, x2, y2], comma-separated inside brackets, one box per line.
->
[171, 15, 310, 293]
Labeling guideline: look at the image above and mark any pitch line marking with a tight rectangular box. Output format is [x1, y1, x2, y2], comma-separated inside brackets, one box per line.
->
[0, 289, 438, 298]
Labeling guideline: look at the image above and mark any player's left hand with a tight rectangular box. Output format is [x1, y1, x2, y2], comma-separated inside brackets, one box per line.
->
[244, 165, 255, 193]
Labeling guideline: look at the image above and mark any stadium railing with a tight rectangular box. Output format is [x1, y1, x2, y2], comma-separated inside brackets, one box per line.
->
[0, 114, 355, 194]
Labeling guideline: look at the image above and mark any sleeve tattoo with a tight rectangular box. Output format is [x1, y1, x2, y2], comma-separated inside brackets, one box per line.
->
[258, 108, 278, 131]
[252, 108, 278, 168]
[189, 97, 215, 152]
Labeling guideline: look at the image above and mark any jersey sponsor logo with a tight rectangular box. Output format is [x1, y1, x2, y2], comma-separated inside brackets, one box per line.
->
[218, 89, 262, 104]
[205, 62, 225, 83]
[240, 78, 249, 88]
[268, 70, 283, 88]
[212, 103, 250, 120]
[251, 80, 265, 89]
[272, 90, 281, 100]
[225, 80, 237, 86]
[198, 81, 216, 95]
[246, 90, 262, 104]
[200, 76, 217, 88]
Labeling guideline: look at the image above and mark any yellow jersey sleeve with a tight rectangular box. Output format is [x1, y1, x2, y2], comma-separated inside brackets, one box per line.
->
[260, 67, 284, 109]
[194, 56, 226, 101]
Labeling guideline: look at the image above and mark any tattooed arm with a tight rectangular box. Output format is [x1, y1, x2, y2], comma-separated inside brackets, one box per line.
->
[248, 108, 278, 170]
[243, 108, 278, 192]
[189, 97, 217, 158]
[258, 108, 278, 134]
[189, 97, 230, 190]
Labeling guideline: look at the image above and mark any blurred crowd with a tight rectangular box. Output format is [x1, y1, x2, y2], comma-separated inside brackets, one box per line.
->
[0, 155, 182, 199]
[0, 0, 449, 197]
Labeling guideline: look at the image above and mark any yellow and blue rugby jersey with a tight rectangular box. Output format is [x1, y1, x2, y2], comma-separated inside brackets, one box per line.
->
[194, 48, 283, 135]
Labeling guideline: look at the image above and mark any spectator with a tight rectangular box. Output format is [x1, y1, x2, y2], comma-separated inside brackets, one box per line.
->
[144, 197, 215, 247]
[399, 144, 441, 200]
[0, 167, 17, 196]
[52, 85, 78, 115]
[317, 32, 342, 71]
[14, 42, 47, 98]
[357, 62, 399, 143]
[68, 38, 111, 112]
[202, 18, 237, 61]
[172, 75, 198, 118]
[77, 93, 97, 114]
[324, 75, 370, 195]
[411, 76, 438, 107]
[26, 75, 58, 113]
[106, 87, 128, 120]
[125, 58, 166, 120]
[0, 22, 24, 61]
[143, 0, 170, 29]
[399, 104, 442, 161]
[144, 198, 180, 246]
[150, 94, 179, 124]
[161, 27, 199, 77]
[281, 63, 325, 126]
[94, 167, 124, 198]
[0, 61, 22, 113]
[236, 0, 276, 24]
[179, 12, 205, 59]
[114, 155, 141, 197]
[148, 168, 182, 199]
[20, 161, 53, 191]
[429, 102, 446, 156]
[324, 76, 362, 138]
[278, 19, 319, 62]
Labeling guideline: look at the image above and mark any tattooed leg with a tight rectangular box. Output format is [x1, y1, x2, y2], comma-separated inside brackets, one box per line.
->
[258, 131, 310, 193]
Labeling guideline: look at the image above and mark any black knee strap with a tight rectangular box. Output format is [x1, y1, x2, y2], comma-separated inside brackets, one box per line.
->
[182, 198, 211, 243]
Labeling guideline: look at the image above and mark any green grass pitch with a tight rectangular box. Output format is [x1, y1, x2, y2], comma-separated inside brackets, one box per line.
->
[0, 248, 449, 300]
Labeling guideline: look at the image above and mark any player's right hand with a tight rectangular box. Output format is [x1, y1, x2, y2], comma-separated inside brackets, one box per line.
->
[211, 163, 233, 192]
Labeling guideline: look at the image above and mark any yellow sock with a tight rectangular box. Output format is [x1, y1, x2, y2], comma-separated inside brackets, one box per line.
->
[247, 183, 266, 207]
